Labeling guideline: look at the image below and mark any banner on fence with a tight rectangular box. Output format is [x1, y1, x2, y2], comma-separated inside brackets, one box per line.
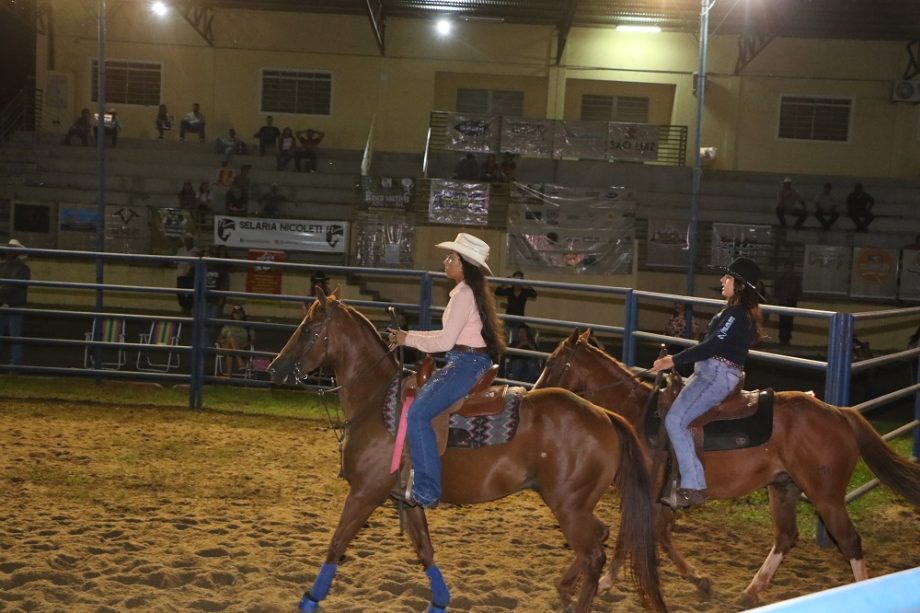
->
[213, 215, 348, 253]
[646, 219, 690, 268]
[803, 245, 851, 295]
[105, 206, 147, 253]
[710, 223, 774, 267]
[428, 179, 490, 226]
[506, 183, 634, 274]
[500, 118, 554, 157]
[245, 250, 285, 295]
[850, 247, 898, 299]
[608, 123, 660, 162]
[899, 249, 920, 301]
[353, 211, 416, 268]
[445, 113, 500, 153]
[360, 176, 415, 210]
[553, 120, 609, 159]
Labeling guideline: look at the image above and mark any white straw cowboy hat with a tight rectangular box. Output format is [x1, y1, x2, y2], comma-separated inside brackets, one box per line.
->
[7, 238, 27, 259]
[436, 233, 493, 274]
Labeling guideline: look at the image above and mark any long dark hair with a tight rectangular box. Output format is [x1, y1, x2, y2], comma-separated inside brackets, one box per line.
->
[459, 257, 505, 360]
[727, 280, 765, 343]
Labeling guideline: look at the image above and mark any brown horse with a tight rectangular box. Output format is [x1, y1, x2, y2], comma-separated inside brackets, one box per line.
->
[535, 330, 920, 606]
[268, 292, 667, 613]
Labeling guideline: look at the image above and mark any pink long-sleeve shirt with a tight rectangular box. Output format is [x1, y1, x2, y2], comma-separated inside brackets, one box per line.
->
[404, 281, 486, 353]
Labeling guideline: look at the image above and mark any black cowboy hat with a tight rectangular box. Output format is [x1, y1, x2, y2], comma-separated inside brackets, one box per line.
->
[712, 257, 766, 302]
[311, 271, 329, 281]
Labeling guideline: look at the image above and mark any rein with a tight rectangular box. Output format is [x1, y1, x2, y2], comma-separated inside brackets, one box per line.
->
[553, 341, 654, 399]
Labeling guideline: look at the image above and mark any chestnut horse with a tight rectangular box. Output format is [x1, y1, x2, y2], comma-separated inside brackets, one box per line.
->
[268, 292, 667, 613]
[535, 330, 920, 606]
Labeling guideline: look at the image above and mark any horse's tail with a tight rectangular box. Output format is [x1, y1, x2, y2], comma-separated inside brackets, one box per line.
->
[608, 410, 668, 613]
[841, 408, 920, 505]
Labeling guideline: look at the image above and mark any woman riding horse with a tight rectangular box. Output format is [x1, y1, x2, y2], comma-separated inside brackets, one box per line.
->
[387, 232, 504, 508]
[651, 257, 765, 508]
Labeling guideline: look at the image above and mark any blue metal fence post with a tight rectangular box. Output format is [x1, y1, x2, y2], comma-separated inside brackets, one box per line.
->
[419, 273, 433, 331]
[623, 289, 637, 367]
[189, 258, 206, 409]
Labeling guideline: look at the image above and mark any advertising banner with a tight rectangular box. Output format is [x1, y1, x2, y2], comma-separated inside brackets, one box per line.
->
[245, 250, 285, 295]
[353, 211, 415, 268]
[500, 118, 554, 157]
[850, 247, 898, 299]
[710, 223, 774, 267]
[803, 245, 851, 295]
[360, 176, 415, 210]
[428, 180, 490, 226]
[105, 206, 148, 253]
[899, 249, 920, 301]
[646, 219, 691, 268]
[552, 120, 609, 160]
[445, 113, 500, 153]
[608, 123, 660, 162]
[214, 216, 348, 253]
[58, 205, 100, 251]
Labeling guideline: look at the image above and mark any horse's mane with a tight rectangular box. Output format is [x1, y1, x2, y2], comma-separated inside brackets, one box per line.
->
[338, 300, 393, 357]
[579, 337, 654, 392]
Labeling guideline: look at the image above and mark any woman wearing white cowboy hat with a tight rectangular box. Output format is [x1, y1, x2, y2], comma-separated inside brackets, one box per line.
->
[650, 256, 766, 509]
[387, 232, 505, 508]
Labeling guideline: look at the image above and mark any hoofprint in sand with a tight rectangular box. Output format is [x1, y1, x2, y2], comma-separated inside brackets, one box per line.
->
[1, 400, 917, 612]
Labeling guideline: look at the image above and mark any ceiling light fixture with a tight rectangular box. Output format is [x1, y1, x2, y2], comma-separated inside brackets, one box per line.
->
[436, 18, 452, 36]
[616, 25, 662, 33]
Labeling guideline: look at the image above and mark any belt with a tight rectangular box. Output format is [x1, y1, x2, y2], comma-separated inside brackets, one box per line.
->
[712, 355, 742, 370]
[452, 344, 489, 354]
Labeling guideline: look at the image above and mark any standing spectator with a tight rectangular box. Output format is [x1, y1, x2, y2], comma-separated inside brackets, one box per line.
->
[776, 177, 807, 229]
[664, 302, 701, 348]
[480, 153, 500, 181]
[63, 108, 92, 146]
[196, 180, 213, 210]
[177, 180, 197, 210]
[294, 129, 325, 172]
[847, 183, 875, 232]
[499, 152, 517, 181]
[813, 182, 840, 230]
[204, 245, 230, 323]
[225, 165, 252, 215]
[774, 260, 802, 345]
[506, 323, 541, 383]
[92, 109, 121, 147]
[276, 127, 297, 171]
[0, 239, 31, 367]
[175, 234, 199, 314]
[453, 152, 479, 180]
[495, 270, 537, 341]
[302, 271, 331, 314]
[253, 116, 281, 156]
[155, 104, 172, 139]
[179, 103, 207, 141]
[258, 184, 287, 218]
[215, 128, 246, 167]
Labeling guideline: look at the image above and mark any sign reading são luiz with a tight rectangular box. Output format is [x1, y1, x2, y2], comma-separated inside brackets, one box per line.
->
[214, 216, 349, 253]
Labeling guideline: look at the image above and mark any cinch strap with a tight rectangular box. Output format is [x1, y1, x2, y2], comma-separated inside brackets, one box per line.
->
[390, 394, 414, 474]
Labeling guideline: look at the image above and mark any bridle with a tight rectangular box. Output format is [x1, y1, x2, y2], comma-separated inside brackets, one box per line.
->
[545, 341, 654, 401]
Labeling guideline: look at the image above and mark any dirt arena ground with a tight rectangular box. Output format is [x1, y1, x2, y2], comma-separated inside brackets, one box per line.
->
[1, 400, 918, 612]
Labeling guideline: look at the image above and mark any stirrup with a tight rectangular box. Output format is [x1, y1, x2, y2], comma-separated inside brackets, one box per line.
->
[391, 469, 418, 507]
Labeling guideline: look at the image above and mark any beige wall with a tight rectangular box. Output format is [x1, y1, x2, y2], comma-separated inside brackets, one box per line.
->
[37, 2, 920, 178]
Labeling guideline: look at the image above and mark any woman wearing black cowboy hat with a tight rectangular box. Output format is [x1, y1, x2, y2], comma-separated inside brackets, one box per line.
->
[650, 257, 766, 508]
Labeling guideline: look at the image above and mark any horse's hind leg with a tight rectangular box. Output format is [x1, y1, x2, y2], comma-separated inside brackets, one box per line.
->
[741, 477, 800, 607]
[403, 506, 451, 612]
[811, 497, 866, 581]
[553, 510, 607, 613]
[298, 491, 381, 612]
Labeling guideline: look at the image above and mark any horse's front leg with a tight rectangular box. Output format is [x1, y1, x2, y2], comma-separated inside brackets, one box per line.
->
[298, 490, 385, 612]
[403, 505, 451, 613]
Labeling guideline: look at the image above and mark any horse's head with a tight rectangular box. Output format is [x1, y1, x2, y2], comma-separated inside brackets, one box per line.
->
[534, 328, 593, 391]
[269, 287, 343, 385]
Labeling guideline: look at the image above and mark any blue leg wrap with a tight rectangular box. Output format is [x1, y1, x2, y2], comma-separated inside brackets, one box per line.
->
[298, 593, 320, 613]
[426, 565, 451, 609]
[311, 563, 337, 601]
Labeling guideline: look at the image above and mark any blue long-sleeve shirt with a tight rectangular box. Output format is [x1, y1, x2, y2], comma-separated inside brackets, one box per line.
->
[672, 305, 754, 368]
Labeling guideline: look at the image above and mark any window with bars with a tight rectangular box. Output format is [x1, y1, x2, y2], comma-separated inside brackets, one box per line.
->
[91, 60, 161, 106]
[580, 94, 650, 123]
[456, 88, 524, 116]
[261, 70, 332, 115]
[778, 96, 850, 142]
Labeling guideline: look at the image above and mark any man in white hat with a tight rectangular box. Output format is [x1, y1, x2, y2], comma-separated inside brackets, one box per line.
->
[0, 239, 32, 366]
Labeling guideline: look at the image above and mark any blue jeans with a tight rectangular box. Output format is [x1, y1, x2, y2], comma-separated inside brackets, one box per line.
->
[407, 350, 492, 505]
[0, 311, 24, 365]
[664, 358, 741, 490]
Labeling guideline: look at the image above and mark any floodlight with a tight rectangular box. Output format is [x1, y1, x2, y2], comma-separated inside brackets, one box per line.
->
[436, 18, 452, 36]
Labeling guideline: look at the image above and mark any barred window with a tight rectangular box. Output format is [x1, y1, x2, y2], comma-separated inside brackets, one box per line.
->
[581, 95, 649, 123]
[456, 88, 524, 116]
[778, 96, 850, 142]
[91, 60, 161, 106]
[261, 70, 332, 115]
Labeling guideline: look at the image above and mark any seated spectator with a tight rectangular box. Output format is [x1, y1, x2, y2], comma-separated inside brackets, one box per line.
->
[506, 324, 541, 383]
[63, 108, 92, 146]
[177, 180, 196, 210]
[276, 127, 297, 171]
[294, 129, 325, 172]
[225, 164, 252, 215]
[454, 152, 479, 180]
[776, 177, 807, 229]
[155, 104, 172, 139]
[847, 183, 875, 232]
[179, 103, 206, 141]
[499, 152, 517, 181]
[196, 180, 213, 210]
[480, 153, 500, 181]
[215, 128, 247, 167]
[258, 184, 287, 218]
[813, 182, 840, 230]
[217, 304, 254, 376]
[253, 116, 281, 156]
[92, 109, 122, 147]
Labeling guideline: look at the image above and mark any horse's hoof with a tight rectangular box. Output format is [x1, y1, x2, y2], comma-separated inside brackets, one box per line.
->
[696, 577, 712, 597]
[298, 594, 320, 612]
[739, 591, 760, 609]
[597, 574, 614, 593]
[426, 602, 448, 613]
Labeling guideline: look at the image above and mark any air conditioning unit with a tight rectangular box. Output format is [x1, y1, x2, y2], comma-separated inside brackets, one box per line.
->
[891, 80, 920, 102]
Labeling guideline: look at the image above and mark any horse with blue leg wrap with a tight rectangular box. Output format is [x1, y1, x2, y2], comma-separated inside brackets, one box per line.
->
[269, 289, 668, 613]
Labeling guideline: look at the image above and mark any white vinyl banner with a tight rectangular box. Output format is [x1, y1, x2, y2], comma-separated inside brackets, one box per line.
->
[214, 216, 348, 253]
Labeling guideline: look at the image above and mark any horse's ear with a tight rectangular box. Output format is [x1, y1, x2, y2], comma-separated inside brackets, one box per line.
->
[316, 287, 328, 305]
[566, 329, 580, 345]
[331, 285, 342, 300]
[578, 329, 592, 344]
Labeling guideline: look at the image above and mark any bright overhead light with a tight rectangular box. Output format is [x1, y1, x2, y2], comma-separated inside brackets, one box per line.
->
[435, 18, 452, 36]
[616, 25, 662, 33]
[150, 1, 169, 18]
